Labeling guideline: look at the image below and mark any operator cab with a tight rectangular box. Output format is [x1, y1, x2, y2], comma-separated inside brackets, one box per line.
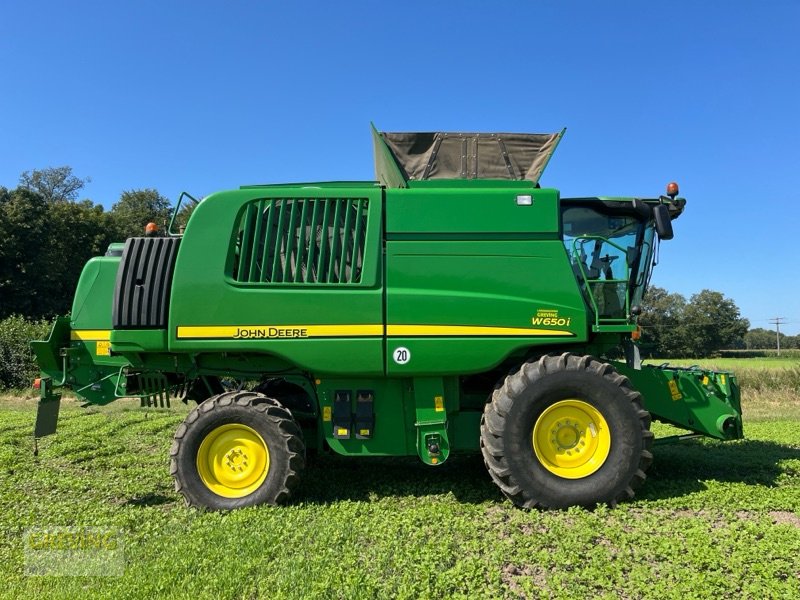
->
[561, 197, 669, 327]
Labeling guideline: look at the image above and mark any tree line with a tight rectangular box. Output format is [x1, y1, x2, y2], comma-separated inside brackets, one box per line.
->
[639, 286, 798, 357]
[0, 166, 171, 319]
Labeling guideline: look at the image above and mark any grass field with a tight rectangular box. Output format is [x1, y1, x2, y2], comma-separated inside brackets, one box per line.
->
[1, 359, 798, 599]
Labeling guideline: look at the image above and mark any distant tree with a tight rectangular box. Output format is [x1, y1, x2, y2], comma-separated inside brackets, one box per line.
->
[682, 290, 749, 357]
[744, 328, 778, 350]
[0, 179, 115, 319]
[18, 166, 89, 203]
[638, 286, 689, 357]
[111, 188, 172, 239]
[639, 287, 749, 357]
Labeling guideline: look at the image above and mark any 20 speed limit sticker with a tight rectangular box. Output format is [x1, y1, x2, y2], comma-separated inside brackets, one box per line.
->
[392, 347, 411, 365]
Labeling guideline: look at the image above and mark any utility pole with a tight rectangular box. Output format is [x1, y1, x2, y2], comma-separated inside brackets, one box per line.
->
[769, 317, 786, 356]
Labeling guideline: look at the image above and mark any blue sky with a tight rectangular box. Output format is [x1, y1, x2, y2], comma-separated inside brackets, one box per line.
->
[2, 1, 799, 334]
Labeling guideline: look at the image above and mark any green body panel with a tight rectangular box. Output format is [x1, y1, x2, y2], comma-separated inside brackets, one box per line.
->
[385, 186, 558, 234]
[30, 317, 71, 377]
[385, 238, 587, 376]
[111, 330, 169, 353]
[71, 256, 118, 330]
[383, 186, 586, 376]
[167, 186, 385, 376]
[316, 375, 476, 459]
[317, 378, 413, 456]
[34, 259, 129, 405]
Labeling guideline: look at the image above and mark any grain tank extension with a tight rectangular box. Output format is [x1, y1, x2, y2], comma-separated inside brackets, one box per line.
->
[31, 126, 743, 509]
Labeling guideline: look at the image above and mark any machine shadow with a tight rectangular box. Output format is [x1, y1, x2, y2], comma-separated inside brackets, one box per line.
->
[297, 453, 503, 505]
[124, 493, 175, 507]
[298, 440, 799, 506]
[638, 439, 800, 502]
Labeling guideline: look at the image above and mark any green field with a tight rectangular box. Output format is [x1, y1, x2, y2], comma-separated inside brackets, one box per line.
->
[1, 359, 798, 599]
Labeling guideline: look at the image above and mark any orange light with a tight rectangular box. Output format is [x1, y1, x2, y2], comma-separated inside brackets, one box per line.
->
[145, 222, 158, 234]
[631, 327, 642, 341]
[33, 378, 42, 390]
[666, 182, 679, 198]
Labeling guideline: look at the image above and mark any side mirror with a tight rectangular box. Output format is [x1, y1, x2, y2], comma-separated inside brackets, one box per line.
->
[654, 204, 674, 240]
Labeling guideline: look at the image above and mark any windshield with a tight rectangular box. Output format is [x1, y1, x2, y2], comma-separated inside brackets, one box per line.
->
[562, 204, 649, 322]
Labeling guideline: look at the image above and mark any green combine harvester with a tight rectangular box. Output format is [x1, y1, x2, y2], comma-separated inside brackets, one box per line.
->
[31, 126, 743, 510]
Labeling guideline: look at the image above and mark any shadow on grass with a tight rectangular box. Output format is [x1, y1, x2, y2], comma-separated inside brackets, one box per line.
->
[296, 440, 799, 506]
[297, 453, 502, 505]
[640, 439, 800, 501]
[124, 493, 175, 507]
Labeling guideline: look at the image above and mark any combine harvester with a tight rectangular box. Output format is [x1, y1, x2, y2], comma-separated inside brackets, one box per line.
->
[32, 126, 742, 509]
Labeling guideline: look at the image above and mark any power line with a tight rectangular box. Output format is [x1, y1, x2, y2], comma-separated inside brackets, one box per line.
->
[769, 317, 786, 356]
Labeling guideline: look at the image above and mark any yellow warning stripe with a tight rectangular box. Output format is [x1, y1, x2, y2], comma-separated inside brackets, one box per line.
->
[386, 325, 574, 337]
[73, 324, 574, 342]
[70, 330, 111, 341]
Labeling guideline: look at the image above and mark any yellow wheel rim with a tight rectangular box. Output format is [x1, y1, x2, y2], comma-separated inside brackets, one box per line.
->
[532, 399, 611, 479]
[196, 423, 270, 498]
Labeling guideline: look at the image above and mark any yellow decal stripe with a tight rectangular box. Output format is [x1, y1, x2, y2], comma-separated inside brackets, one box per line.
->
[70, 330, 111, 341]
[75, 325, 574, 341]
[176, 325, 384, 339]
[386, 325, 574, 337]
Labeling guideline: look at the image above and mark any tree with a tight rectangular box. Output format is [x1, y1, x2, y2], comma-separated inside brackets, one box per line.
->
[682, 290, 749, 357]
[0, 180, 115, 319]
[639, 286, 749, 357]
[638, 286, 689, 358]
[111, 188, 172, 239]
[744, 328, 778, 350]
[18, 166, 89, 203]
[0, 187, 50, 318]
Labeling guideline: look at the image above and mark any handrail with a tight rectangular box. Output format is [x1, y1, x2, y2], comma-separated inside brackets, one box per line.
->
[168, 191, 199, 236]
[570, 235, 632, 329]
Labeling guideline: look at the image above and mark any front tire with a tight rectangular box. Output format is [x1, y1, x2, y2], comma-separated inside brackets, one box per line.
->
[170, 391, 305, 509]
[480, 353, 653, 508]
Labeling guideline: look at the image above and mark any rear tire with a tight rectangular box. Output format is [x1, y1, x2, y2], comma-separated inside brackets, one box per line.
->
[170, 391, 305, 509]
[480, 353, 653, 508]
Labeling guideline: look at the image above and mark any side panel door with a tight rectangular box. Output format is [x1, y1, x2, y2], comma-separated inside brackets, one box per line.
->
[169, 186, 384, 375]
[384, 187, 587, 376]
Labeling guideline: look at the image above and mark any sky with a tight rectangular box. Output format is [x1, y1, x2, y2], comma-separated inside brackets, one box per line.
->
[2, 1, 799, 334]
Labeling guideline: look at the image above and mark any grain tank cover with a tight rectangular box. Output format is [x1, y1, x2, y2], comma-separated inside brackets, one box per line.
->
[372, 124, 565, 188]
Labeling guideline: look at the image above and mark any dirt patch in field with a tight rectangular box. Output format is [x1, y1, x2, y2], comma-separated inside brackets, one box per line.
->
[502, 562, 549, 596]
[768, 511, 800, 527]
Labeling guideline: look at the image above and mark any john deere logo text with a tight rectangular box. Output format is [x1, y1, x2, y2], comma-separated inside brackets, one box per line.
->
[532, 309, 571, 327]
[234, 327, 308, 339]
